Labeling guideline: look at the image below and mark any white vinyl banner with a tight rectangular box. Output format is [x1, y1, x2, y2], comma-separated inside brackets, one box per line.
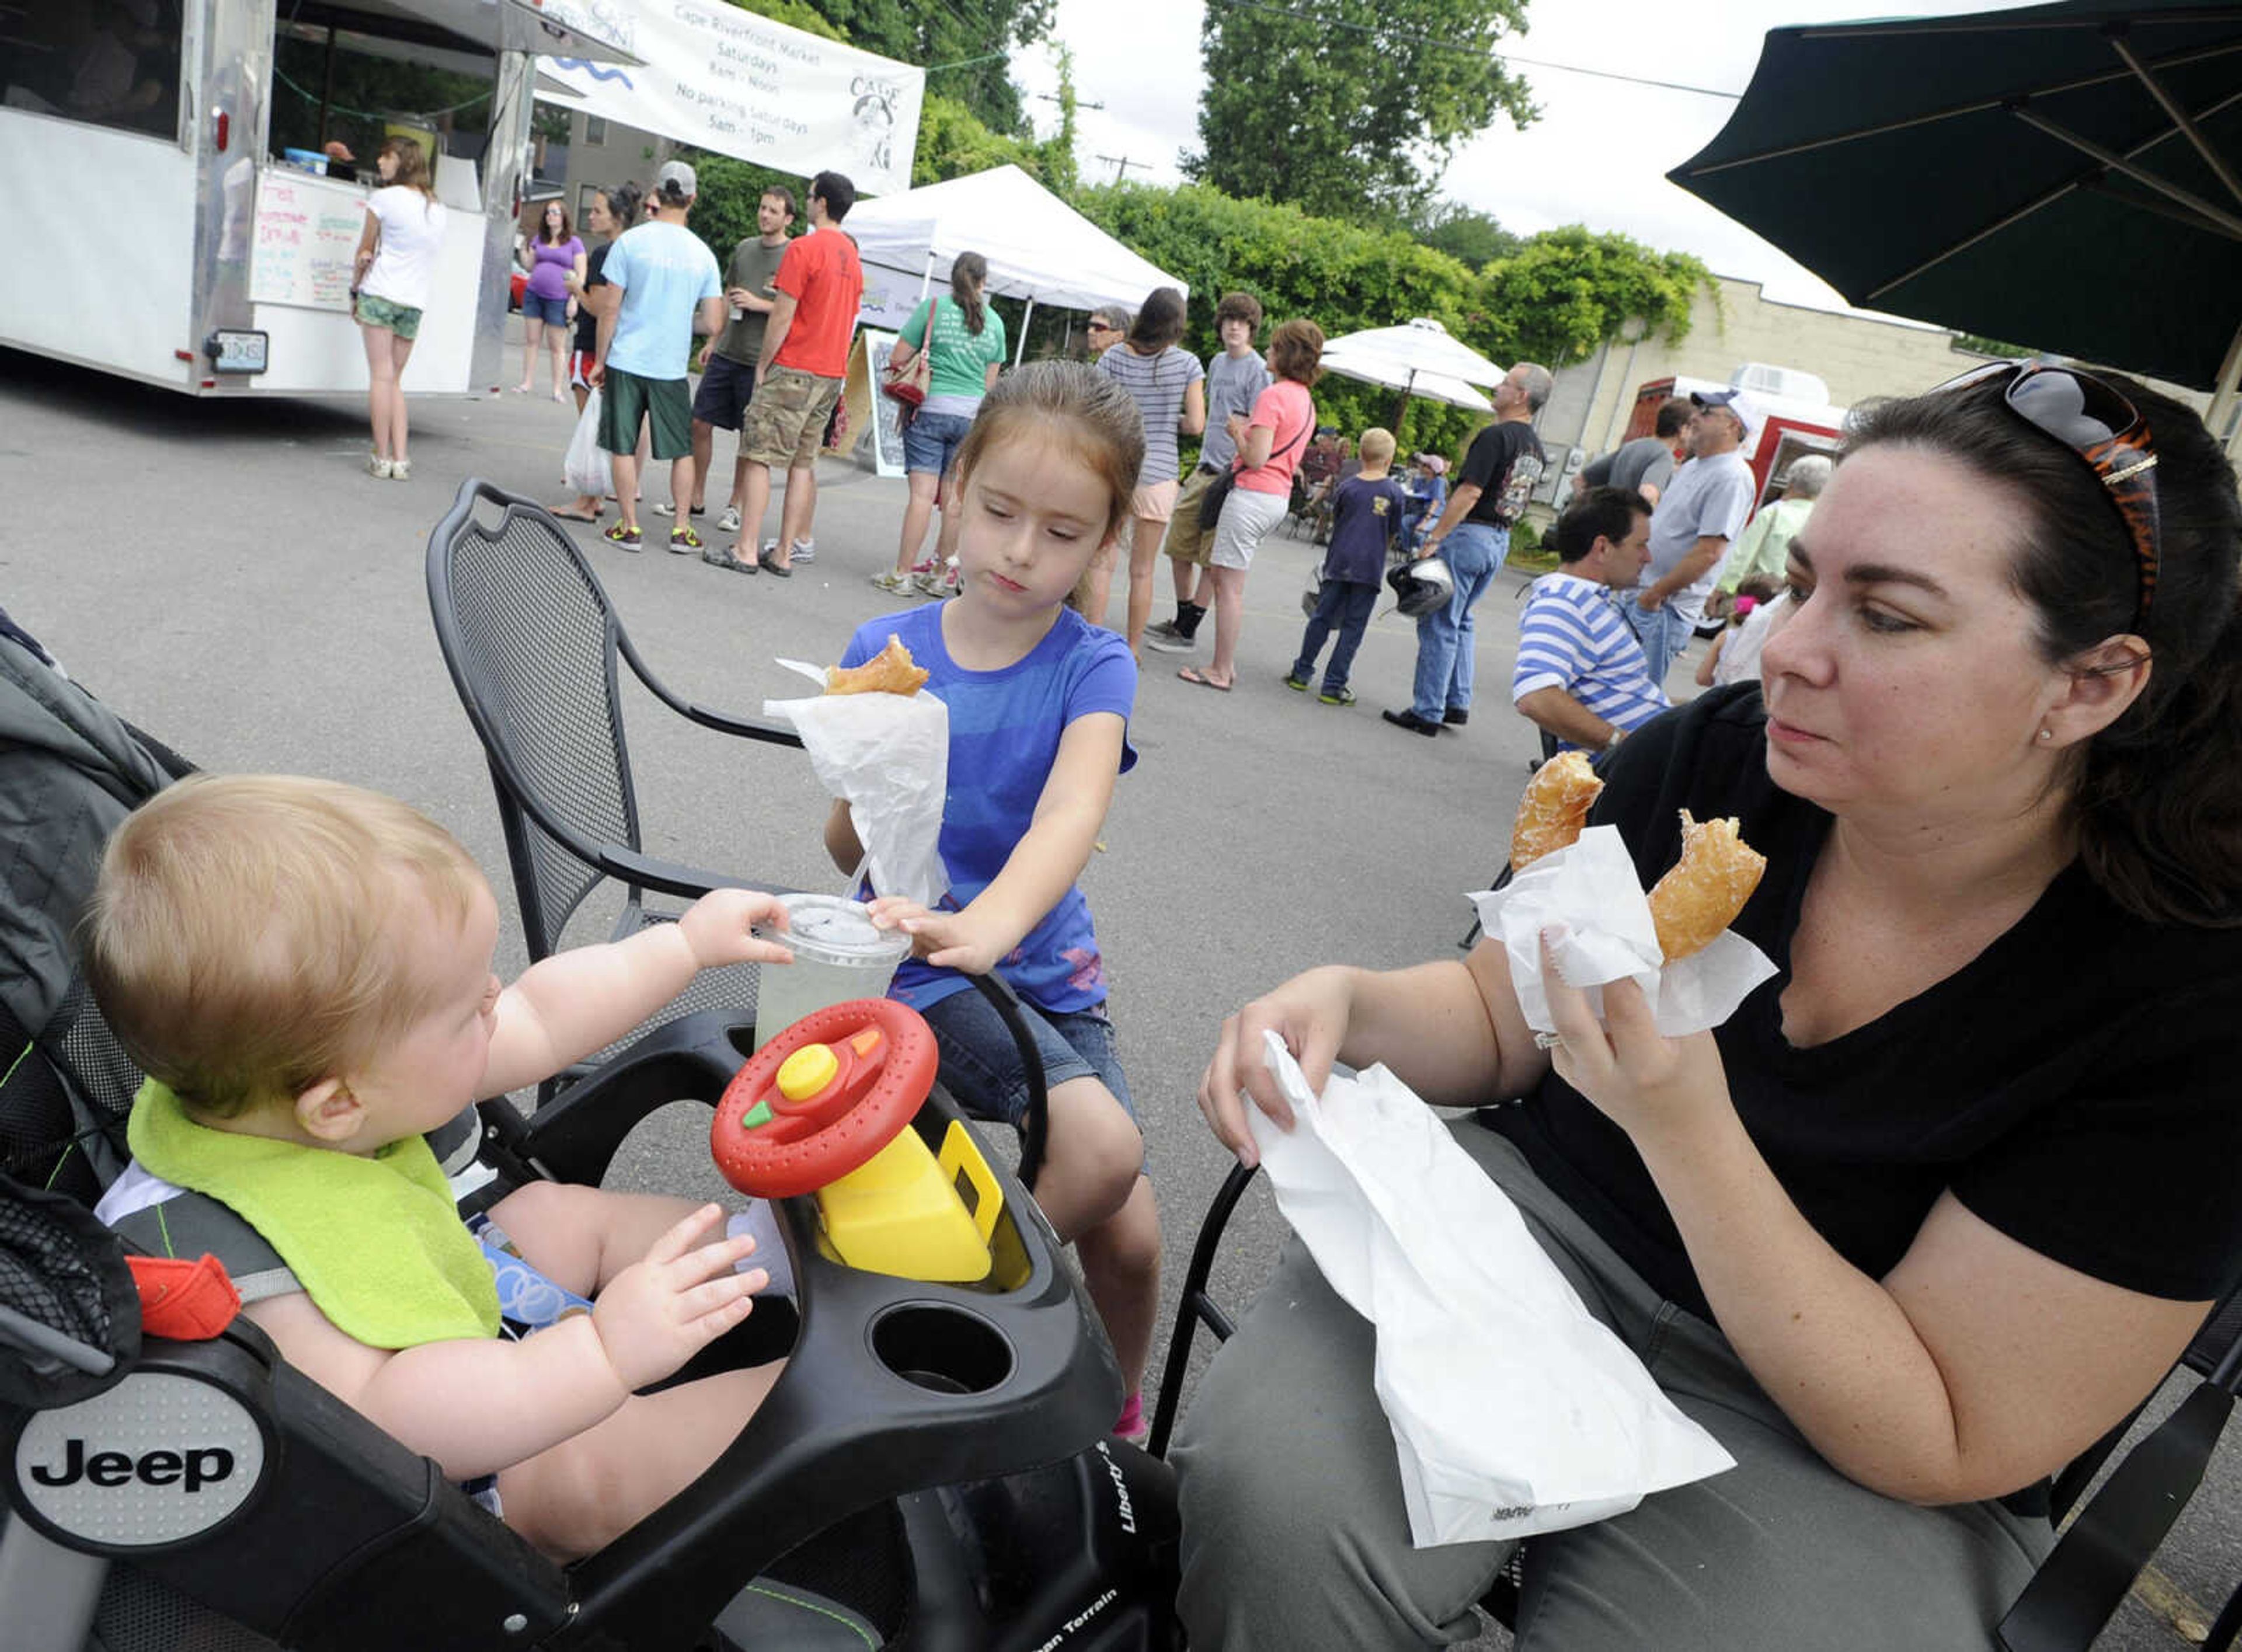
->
[539, 0, 924, 197]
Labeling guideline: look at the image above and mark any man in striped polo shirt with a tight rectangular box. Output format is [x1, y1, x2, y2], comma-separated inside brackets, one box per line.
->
[1512, 486, 1672, 754]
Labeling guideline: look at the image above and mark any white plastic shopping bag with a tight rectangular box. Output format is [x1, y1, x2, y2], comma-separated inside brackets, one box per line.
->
[764, 659, 950, 905]
[563, 388, 612, 499]
[1470, 825, 1777, 1039]
[1247, 1031, 1735, 1547]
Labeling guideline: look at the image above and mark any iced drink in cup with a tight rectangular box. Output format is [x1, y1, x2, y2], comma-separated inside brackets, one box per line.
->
[751, 894, 914, 1051]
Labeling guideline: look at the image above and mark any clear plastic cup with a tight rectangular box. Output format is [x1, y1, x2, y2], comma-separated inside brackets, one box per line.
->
[751, 894, 913, 1050]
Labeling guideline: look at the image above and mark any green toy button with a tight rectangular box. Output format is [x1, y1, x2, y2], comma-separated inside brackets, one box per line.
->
[741, 1099, 774, 1130]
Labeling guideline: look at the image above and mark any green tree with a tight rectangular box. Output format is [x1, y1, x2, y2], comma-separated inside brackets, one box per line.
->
[1412, 201, 1522, 270]
[911, 50, 1078, 190]
[1475, 226, 1711, 370]
[1187, 0, 1536, 224]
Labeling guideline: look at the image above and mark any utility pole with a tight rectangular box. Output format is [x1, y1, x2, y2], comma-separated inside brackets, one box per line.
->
[1095, 153, 1141, 184]
[1038, 92, 1105, 110]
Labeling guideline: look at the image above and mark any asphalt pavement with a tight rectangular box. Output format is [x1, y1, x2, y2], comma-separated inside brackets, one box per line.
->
[2, 344, 2231, 1649]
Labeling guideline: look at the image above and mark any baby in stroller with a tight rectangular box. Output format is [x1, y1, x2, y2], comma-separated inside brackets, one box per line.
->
[84, 772, 799, 1560]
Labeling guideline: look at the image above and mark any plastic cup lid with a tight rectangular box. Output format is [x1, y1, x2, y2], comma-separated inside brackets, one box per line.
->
[769, 894, 911, 965]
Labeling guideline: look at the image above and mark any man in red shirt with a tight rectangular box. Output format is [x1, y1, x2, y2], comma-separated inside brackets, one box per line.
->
[706, 170, 863, 577]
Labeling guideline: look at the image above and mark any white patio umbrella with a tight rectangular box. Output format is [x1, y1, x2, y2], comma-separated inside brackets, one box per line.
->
[1318, 318, 1509, 388]
[1318, 347, 1492, 412]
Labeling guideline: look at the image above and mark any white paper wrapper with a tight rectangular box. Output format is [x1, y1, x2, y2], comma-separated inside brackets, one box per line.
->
[1468, 825, 1777, 1038]
[1248, 1031, 1735, 1546]
[765, 659, 949, 907]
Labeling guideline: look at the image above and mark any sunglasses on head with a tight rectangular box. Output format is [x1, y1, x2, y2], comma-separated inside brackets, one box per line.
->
[1931, 359, 2161, 631]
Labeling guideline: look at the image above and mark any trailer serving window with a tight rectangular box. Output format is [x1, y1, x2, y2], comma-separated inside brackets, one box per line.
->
[1, 0, 182, 141]
[270, 2, 497, 173]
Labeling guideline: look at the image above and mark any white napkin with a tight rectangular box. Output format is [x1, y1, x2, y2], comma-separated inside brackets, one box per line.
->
[765, 659, 950, 906]
[1469, 825, 1776, 1038]
[1248, 1031, 1735, 1546]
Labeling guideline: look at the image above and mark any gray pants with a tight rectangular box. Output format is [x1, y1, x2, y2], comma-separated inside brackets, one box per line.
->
[1172, 1121, 2052, 1650]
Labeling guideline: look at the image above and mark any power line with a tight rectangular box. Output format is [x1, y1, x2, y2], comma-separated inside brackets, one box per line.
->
[1204, 0, 1742, 101]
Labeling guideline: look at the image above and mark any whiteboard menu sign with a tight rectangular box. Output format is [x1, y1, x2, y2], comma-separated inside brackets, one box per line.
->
[251, 171, 364, 311]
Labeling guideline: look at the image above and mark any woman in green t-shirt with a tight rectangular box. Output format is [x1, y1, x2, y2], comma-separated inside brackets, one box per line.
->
[873, 253, 1008, 596]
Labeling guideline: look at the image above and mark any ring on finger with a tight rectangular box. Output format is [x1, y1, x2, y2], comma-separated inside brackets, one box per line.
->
[1532, 1029, 1563, 1051]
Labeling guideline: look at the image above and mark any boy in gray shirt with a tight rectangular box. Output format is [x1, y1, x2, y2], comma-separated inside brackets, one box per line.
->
[1148, 292, 1271, 650]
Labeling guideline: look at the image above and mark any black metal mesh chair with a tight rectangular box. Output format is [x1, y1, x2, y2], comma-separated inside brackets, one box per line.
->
[426, 479, 805, 1085]
[1154, 1152, 2242, 1651]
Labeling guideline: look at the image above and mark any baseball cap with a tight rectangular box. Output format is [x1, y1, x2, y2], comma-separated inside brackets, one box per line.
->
[655, 158, 697, 197]
[1690, 388, 1764, 444]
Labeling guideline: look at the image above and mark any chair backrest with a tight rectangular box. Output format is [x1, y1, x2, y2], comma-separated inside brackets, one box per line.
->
[426, 480, 645, 960]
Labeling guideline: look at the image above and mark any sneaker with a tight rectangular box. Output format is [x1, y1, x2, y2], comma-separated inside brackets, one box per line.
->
[790, 538, 816, 564]
[365, 453, 392, 479]
[716, 505, 742, 534]
[910, 562, 951, 597]
[602, 522, 643, 552]
[652, 501, 706, 518]
[1381, 707, 1441, 737]
[869, 570, 917, 595]
[1144, 629, 1199, 654]
[389, 457, 410, 482]
[1146, 619, 1183, 642]
[1319, 686, 1357, 707]
[1443, 707, 1470, 727]
[1282, 672, 1311, 693]
[669, 525, 703, 555]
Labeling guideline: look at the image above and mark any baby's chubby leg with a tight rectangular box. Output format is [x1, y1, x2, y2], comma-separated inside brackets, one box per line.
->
[486, 1183, 791, 1297]
[497, 1360, 787, 1560]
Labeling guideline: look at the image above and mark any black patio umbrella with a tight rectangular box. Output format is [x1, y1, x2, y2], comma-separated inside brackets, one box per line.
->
[1667, 2, 2242, 396]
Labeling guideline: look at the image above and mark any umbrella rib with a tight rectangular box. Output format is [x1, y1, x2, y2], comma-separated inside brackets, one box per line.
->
[1679, 37, 2242, 176]
[1800, 9, 2242, 40]
[2008, 104, 2242, 237]
[2111, 35, 2242, 210]
[2085, 172, 2242, 241]
[1861, 83, 2242, 301]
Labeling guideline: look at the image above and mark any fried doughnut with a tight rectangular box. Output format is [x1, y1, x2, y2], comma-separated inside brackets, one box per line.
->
[1510, 751, 1604, 871]
[825, 635, 929, 696]
[1647, 811, 1766, 963]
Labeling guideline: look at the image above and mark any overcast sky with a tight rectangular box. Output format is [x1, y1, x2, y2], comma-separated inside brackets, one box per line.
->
[1007, 0, 2045, 316]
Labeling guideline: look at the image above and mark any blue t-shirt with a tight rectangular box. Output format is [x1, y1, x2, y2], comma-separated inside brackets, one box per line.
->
[600, 221, 722, 380]
[1323, 474, 1408, 584]
[840, 603, 1138, 1016]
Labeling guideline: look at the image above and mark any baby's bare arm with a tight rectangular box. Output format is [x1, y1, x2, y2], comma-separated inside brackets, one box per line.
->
[243, 1205, 761, 1480]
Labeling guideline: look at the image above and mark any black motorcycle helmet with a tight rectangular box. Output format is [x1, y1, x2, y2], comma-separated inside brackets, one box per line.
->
[1385, 553, 1455, 618]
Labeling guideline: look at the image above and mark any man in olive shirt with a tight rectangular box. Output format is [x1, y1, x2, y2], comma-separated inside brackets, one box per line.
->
[670, 186, 795, 533]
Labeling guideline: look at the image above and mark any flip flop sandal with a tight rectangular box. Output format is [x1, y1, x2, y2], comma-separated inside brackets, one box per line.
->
[1178, 668, 1233, 692]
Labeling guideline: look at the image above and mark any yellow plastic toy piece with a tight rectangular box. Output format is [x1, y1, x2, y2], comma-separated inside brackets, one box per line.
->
[776, 1042, 840, 1103]
[813, 1119, 1000, 1284]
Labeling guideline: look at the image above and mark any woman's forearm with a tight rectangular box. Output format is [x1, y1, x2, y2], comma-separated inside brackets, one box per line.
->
[1633, 1109, 1972, 1501]
[1332, 959, 1512, 1106]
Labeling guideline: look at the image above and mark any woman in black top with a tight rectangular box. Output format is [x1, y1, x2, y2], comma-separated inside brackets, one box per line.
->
[1179, 367, 2242, 1649]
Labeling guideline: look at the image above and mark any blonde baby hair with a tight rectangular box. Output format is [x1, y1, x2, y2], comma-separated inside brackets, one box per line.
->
[1357, 427, 1397, 467]
[85, 774, 485, 1118]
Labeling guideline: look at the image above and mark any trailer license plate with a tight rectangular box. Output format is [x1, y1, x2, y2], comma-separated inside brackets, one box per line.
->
[207, 330, 269, 374]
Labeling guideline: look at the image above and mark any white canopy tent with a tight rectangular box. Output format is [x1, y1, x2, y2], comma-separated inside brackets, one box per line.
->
[847, 165, 1188, 363]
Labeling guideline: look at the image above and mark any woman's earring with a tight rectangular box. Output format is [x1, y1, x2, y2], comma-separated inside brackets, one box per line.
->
[2038, 728, 2054, 742]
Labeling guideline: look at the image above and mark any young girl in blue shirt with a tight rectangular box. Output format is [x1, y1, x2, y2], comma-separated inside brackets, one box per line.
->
[823, 360, 1162, 1436]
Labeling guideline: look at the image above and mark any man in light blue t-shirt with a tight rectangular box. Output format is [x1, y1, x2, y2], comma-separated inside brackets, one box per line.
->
[1619, 388, 1761, 686]
[590, 159, 724, 554]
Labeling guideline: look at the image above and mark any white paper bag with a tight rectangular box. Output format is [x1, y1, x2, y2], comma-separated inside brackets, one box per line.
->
[1248, 1031, 1734, 1547]
[1469, 825, 1777, 1039]
[764, 660, 950, 906]
[562, 388, 612, 498]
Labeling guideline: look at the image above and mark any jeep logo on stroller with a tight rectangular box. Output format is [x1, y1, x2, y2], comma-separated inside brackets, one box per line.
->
[13, 1372, 266, 1548]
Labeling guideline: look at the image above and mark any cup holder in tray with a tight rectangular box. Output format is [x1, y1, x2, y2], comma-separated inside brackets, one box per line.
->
[871, 1302, 1015, 1396]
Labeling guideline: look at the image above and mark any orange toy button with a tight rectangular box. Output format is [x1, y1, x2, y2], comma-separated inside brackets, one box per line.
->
[850, 1027, 884, 1059]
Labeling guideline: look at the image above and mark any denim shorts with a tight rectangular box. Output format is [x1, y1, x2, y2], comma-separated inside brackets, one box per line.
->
[901, 408, 974, 478]
[918, 988, 1137, 1133]
[522, 291, 570, 327]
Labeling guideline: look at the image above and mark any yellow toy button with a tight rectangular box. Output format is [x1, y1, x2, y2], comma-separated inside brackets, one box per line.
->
[777, 1042, 840, 1102]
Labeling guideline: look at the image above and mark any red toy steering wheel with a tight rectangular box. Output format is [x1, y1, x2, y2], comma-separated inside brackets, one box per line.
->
[712, 998, 939, 1199]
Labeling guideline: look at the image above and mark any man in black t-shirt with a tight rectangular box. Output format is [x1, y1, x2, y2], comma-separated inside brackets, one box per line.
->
[1383, 362, 1551, 737]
